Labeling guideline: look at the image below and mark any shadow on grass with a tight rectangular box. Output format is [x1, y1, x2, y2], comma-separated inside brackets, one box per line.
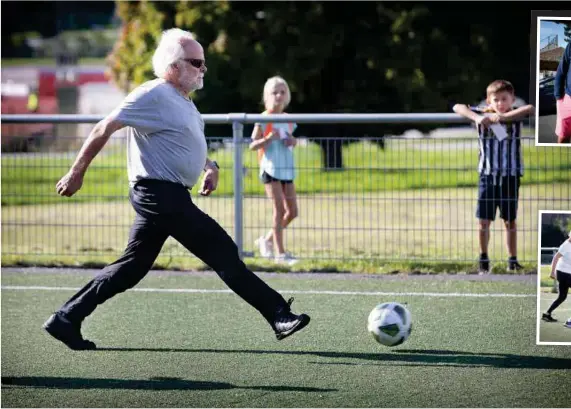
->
[1, 376, 336, 392]
[93, 347, 571, 369]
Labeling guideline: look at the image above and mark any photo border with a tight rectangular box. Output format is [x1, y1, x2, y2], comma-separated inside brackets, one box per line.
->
[531, 10, 571, 146]
[536, 209, 571, 346]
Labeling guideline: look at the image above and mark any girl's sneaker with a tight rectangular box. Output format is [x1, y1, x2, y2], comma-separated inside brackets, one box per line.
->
[275, 253, 299, 266]
[564, 318, 571, 329]
[542, 313, 557, 322]
[255, 236, 273, 258]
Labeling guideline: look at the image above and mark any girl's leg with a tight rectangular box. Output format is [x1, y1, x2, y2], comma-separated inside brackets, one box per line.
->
[281, 182, 299, 229]
[264, 182, 298, 250]
[547, 273, 570, 314]
[264, 181, 286, 255]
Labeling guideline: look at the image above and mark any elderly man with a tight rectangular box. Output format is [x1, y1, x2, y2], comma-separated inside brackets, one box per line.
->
[43, 28, 310, 350]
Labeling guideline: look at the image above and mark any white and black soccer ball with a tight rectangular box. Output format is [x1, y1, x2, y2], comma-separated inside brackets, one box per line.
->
[367, 302, 412, 347]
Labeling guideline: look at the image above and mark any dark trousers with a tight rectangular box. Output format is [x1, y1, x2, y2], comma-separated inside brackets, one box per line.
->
[547, 271, 571, 314]
[58, 179, 288, 326]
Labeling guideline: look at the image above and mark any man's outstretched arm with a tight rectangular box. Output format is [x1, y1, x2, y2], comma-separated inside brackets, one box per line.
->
[56, 115, 125, 197]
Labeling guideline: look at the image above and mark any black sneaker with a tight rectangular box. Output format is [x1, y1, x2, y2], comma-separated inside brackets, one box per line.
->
[273, 298, 310, 341]
[542, 313, 558, 323]
[508, 258, 524, 272]
[43, 312, 96, 350]
[479, 254, 490, 274]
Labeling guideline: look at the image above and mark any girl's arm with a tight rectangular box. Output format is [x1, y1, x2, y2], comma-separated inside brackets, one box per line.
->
[249, 124, 279, 151]
[284, 132, 297, 147]
[550, 252, 562, 279]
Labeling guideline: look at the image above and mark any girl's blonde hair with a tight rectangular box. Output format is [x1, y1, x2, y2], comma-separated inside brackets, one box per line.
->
[263, 76, 291, 109]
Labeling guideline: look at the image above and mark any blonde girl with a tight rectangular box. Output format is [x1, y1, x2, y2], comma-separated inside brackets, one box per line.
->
[249, 76, 299, 265]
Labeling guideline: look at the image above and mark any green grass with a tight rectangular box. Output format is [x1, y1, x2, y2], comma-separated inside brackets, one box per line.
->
[2, 137, 570, 272]
[2, 185, 568, 272]
[2, 137, 570, 207]
[538, 266, 570, 343]
[540, 265, 555, 288]
[1, 269, 569, 407]
[538, 292, 571, 343]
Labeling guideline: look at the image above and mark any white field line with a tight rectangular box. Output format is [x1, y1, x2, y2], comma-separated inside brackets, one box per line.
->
[0, 285, 534, 298]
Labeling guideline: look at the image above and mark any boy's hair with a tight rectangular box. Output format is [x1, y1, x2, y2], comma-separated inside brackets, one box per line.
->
[486, 80, 515, 99]
[263, 76, 291, 109]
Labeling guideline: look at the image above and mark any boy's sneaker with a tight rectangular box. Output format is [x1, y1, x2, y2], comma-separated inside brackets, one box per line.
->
[508, 257, 524, 272]
[275, 252, 299, 266]
[273, 298, 310, 340]
[479, 254, 490, 274]
[255, 236, 273, 258]
[542, 313, 557, 323]
[564, 318, 571, 329]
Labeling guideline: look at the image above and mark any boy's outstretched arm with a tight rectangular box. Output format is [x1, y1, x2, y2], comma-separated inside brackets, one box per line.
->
[453, 104, 490, 126]
[494, 104, 535, 122]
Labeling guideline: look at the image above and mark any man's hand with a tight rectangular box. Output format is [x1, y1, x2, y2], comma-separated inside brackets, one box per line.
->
[476, 115, 492, 127]
[54, 116, 124, 198]
[550, 270, 556, 280]
[56, 170, 84, 197]
[199, 168, 219, 196]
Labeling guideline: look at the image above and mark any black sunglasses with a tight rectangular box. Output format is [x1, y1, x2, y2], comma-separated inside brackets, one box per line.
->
[182, 58, 206, 69]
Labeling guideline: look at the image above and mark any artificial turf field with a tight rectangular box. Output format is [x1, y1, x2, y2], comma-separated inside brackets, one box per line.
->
[1, 268, 570, 408]
[537, 291, 571, 344]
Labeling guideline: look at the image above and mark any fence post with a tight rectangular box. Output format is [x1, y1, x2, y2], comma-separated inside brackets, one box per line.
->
[232, 119, 244, 258]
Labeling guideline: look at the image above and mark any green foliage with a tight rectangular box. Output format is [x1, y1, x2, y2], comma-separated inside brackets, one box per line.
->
[10, 31, 41, 48]
[106, 2, 534, 119]
[104, 2, 537, 169]
[107, 1, 171, 92]
[554, 22, 571, 44]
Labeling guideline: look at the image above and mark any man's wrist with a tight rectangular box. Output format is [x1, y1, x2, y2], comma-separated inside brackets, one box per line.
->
[70, 163, 87, 176]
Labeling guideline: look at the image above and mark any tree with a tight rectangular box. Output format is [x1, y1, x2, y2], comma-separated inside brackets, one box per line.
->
[107, 1, 535, 169]
[562, 23, 571, 44]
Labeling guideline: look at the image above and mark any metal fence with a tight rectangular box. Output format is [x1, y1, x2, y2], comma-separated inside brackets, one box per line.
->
[2, 113, 570, 269]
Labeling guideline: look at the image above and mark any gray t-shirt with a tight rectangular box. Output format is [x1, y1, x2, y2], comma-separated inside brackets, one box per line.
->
[110, 78, 207, 189]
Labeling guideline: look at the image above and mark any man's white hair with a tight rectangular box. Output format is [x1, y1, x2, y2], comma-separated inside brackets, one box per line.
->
[152, 28, 195, 79]
[263, 76, 291, 108]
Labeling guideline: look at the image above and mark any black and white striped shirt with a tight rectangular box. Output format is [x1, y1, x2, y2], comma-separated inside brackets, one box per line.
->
[471, 107, 524, 177]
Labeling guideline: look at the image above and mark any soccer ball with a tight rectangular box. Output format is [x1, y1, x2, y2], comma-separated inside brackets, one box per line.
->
[367, 302, 412, 347]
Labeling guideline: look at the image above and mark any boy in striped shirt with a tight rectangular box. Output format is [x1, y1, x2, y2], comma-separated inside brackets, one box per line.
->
[453, 80, 534, 273]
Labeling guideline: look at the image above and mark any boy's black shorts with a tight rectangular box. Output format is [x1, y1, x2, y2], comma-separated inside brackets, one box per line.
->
[476, 175, 520, 222]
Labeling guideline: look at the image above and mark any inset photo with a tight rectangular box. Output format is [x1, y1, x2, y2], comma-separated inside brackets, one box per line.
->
[536, 16, 571, 145]
[537, 210, 571, 345]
